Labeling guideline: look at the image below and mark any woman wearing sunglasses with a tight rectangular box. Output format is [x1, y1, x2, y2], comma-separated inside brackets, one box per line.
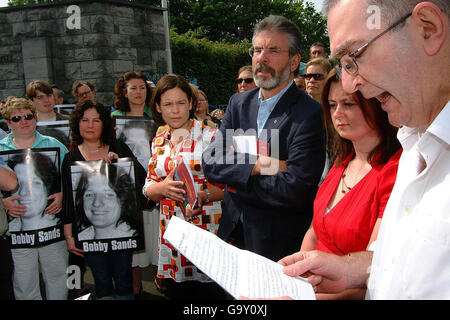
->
[236, 65, 257, 93]
[0, 97, 69, 300]
[304, 57, 333, 102]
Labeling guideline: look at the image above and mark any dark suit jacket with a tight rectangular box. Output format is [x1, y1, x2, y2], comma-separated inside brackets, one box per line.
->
[202, 82, 326, 262]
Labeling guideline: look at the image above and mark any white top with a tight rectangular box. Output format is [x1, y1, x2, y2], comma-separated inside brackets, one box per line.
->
[366, 101, 450, 299]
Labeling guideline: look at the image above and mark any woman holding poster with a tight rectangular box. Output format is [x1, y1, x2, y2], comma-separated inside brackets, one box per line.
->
[61, 100, 146, 300]
[0, 97, 68, 300]
[112, 71, 157, 299]
[143, 74, 225, 300]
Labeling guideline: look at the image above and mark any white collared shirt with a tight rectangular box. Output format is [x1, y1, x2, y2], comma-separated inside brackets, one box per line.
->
[366, 101, 450, 299]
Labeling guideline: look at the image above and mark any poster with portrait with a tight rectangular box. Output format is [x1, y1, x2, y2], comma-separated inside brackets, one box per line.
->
[69, 158, 144, 254]
[113, 116, 157, 172]
[0, 148, 64, 248]
[37, 120, 71, 148]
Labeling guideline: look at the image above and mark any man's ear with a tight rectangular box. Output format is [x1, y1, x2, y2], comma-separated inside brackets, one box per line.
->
[291, 53, 301, 73]
[412, 2, 447, 56]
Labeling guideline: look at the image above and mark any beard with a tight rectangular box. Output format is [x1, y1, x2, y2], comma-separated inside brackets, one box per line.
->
[253, 59, 292, 90]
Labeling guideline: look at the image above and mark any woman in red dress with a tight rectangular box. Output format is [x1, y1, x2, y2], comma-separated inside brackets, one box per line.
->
[300, 69, 402, 299]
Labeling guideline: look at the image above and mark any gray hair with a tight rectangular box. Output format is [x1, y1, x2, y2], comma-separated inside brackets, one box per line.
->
[252, 15, 302, 57]
[323, 0, 449, 25]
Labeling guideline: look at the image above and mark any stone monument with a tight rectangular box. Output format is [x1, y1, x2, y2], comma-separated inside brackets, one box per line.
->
[0, 0, 169, 105]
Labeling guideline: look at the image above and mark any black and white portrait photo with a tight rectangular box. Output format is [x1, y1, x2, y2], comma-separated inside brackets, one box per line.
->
[0, 148, 64, 248]
[70, 158, 144, 254]
[114, 117, 157, 172]
[54, 104, 75, 116]
[37, 120, 71, 148]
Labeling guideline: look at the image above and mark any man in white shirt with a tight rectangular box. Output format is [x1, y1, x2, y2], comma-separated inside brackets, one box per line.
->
[280, 0, 449, 299]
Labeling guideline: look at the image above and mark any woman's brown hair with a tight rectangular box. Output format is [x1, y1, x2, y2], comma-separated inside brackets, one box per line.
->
[149, 74, 196, 126]
[69, 100, 116, 149]
[321, 69, 401, 167]
[113, 71, 152, 112]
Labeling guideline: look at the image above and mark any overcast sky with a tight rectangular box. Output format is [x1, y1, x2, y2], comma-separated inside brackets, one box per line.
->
[0, 0, 8, 7]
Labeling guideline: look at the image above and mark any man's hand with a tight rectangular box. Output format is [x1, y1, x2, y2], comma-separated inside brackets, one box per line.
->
[279, 251, 349, 294]
[251, 156, 287, 176]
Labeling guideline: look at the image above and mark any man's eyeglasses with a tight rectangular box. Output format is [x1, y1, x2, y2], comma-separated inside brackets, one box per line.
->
[236, 78, 254, 84]
[337, 12, 412, 75]
[249, 47, 290, 57]
[77, 90, 91, 98]
[8, 114, 35, 122]
[304, 73, 325, 81]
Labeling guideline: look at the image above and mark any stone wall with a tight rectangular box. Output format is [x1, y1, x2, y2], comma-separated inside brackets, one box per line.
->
[0, 0, 168, 105]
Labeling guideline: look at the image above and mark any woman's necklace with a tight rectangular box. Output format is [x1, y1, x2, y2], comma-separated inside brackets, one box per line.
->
[81, 143, 103, 154]
[341, 161, 366, 194]
[341, 167, 352, 194]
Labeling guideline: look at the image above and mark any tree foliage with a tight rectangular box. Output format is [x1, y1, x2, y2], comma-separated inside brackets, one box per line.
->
[8, 0, 329, 60]
[135, 0, 329, 59]
[170, 28, 251, 105]
[7, 0, 58, 5]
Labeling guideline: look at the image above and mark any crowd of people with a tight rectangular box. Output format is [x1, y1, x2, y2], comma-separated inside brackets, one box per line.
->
[0, 0, 448, 301]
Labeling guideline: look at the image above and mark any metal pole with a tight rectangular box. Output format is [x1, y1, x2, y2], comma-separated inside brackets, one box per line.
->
[162, 0, 172, 74]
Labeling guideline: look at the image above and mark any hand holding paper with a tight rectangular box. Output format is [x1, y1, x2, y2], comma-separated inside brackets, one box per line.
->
[164, 216, 315, 300]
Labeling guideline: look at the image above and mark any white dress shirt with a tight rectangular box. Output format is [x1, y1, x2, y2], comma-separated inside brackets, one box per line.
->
[366, 101, 450, 299]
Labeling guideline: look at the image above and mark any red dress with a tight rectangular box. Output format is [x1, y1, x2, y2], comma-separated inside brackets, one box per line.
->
[313, 149, 402, 255]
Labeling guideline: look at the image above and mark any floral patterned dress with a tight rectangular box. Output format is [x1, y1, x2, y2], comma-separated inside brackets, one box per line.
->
[143, 119, 222, 283]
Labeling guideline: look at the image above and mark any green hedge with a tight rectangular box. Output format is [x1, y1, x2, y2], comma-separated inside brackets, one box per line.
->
[170, 28, 251, 107]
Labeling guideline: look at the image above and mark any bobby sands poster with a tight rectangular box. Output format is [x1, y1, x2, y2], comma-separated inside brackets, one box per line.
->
[0, 148, 64, 248]
[113, 116, 157, 172]
[69, 158, 144, 254]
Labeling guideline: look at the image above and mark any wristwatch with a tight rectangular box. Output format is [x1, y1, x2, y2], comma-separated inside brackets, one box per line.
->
[204, 188, 211, 204]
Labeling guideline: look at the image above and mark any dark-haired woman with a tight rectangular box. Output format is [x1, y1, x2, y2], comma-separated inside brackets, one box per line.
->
[112, 71, 153, 118]
[112, 71, 157, 298]
[61, 100, 146, 300]
[143, 74, 225, 300]
[299, 69, 402, 299]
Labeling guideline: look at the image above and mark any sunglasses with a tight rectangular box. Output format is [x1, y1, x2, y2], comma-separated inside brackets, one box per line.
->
[9, 114, 35, 122]
[304, 73, 325, 81]
[236, 78, 254, 84]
